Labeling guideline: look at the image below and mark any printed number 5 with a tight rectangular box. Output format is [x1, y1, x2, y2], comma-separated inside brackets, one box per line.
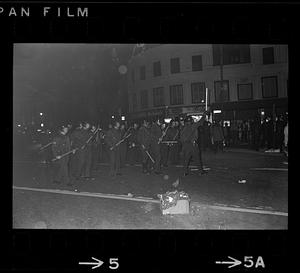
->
[244, 256, 254, 268]
[109, 258, 119, 270]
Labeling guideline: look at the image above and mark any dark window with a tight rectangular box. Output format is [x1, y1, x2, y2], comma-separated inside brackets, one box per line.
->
[213, 44, 251, 65]
[262, 76, 278, 98]
[192, 55, 203, 71]
[140, 90, 148, 109]
[237, 83, 253, 100]
[153, 61, 161, 77]
[263, 47, 274, 64]
[131, 69, 135, 83]
[170, 85, 184, 105]
[191, 82, 206, 103]
[140, 65, 146, 80]
[153, 87, 165, 107]
[170, 58, 180, 74]
[214, 80, 230, 102]
[132, 93, 137, 111]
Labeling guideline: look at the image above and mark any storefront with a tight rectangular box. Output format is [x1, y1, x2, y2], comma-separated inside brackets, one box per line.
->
[211, 98, 288, 122]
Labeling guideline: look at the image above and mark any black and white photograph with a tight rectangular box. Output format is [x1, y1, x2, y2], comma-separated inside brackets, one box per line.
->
[12, 43, 288, 230]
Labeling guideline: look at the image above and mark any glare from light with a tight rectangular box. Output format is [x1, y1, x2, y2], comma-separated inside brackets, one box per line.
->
[37, 129, 42, 132]
[164, 118, 172, 123]
[213, 110, 222, 114]
[112, 115, 115, 119]
[41, 123, 44, 127]
[121, 116, 125, 121]
[40, 113, 43, 116]
[17, 124, 21, 127]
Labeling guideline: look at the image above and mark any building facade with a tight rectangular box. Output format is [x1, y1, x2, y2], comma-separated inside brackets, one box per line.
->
[126, 44, 288, 122]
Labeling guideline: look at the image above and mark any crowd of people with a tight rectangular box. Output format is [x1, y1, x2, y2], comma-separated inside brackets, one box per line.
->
[14, 110, 288, 187]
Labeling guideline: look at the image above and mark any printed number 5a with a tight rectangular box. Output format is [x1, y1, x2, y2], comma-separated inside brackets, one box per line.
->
[244, 256, 265, 268]
[109, 258, 119, 270]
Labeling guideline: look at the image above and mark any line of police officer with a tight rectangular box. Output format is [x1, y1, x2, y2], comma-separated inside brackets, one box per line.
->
[46, 110, 210, 186]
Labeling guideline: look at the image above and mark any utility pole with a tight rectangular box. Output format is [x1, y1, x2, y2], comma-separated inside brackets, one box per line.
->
[220, 44, 224, 121]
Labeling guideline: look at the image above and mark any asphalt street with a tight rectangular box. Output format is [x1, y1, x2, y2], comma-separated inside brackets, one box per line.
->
[12, 149, 288, 229]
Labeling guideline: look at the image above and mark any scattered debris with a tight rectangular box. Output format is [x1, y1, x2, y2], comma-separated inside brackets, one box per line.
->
[33, 221, 47, 229]
[265, 148, 281, 153]
[158, 190, 190, 215]
[141, 203, 156, 213]
[172, 178, 180, 188]
[238, 179, 246, 184]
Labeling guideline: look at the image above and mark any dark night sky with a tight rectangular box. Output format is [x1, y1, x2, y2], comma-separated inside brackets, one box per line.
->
[13, 43, 133, 127]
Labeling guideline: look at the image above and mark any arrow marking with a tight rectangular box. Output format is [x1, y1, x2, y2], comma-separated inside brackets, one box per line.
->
[79, 257, 104, 269]
[215, 256, 242, 268]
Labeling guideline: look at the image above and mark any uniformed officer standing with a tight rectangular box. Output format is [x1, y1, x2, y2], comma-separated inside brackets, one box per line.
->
[178, 117, 185, 164]
[166, 120, 178, 166]
[105, 120, 122, 176]
[52, 126, 73, 186]
[128, 122, 140, 165]
[137, 120, 152, 174]
[40, 129, 53, 164]
[180, 112, 208, 176]
[81, 122, 94, 180]
[69, 122, 86, 181]
[150, 118, 163, 174]
[119, 123, 128, 168]
[90, 125, 100, 171]
[160, 122, 171, 167]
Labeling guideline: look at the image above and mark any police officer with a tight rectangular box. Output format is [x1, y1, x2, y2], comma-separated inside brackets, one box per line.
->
[52, 125, 73, 186]
[90, 125, 100, 171]
[69, 122, 86, 181]
[81, 122, 95, 180]
[150, 117, 163, 174]
[119, 123, 128, 168]
[137, 120, 152, 174]
[168, 119, 180, 165]
[180, 112, 208, 176]
[105, 120, 122, 176]
[128, 122, 140, 165]
[160, 122, 172, 167]
[40, 129, 53, 164]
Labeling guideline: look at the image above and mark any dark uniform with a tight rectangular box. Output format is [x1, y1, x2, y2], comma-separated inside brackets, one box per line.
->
[180, 116, 205, 175]
[137, 124, 152, 173]
[160, 125, 172, 167]
[119, 127, 128, 168]
[52, 133, 71, 185]
[40, 131, 53, 164]
[196, 125, 204, 169]
[91, 129, 101, 170]
[166, 125, 179, 165]
[82, 128, 93, 178]
[69, 127, 86, 180]
[128, 127, 140, 165]
[150, 122, 162, 173]
[105, 127, 122, 176]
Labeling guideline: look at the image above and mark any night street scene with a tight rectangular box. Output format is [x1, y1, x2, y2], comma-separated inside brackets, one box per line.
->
[13, 44, 288, 229]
